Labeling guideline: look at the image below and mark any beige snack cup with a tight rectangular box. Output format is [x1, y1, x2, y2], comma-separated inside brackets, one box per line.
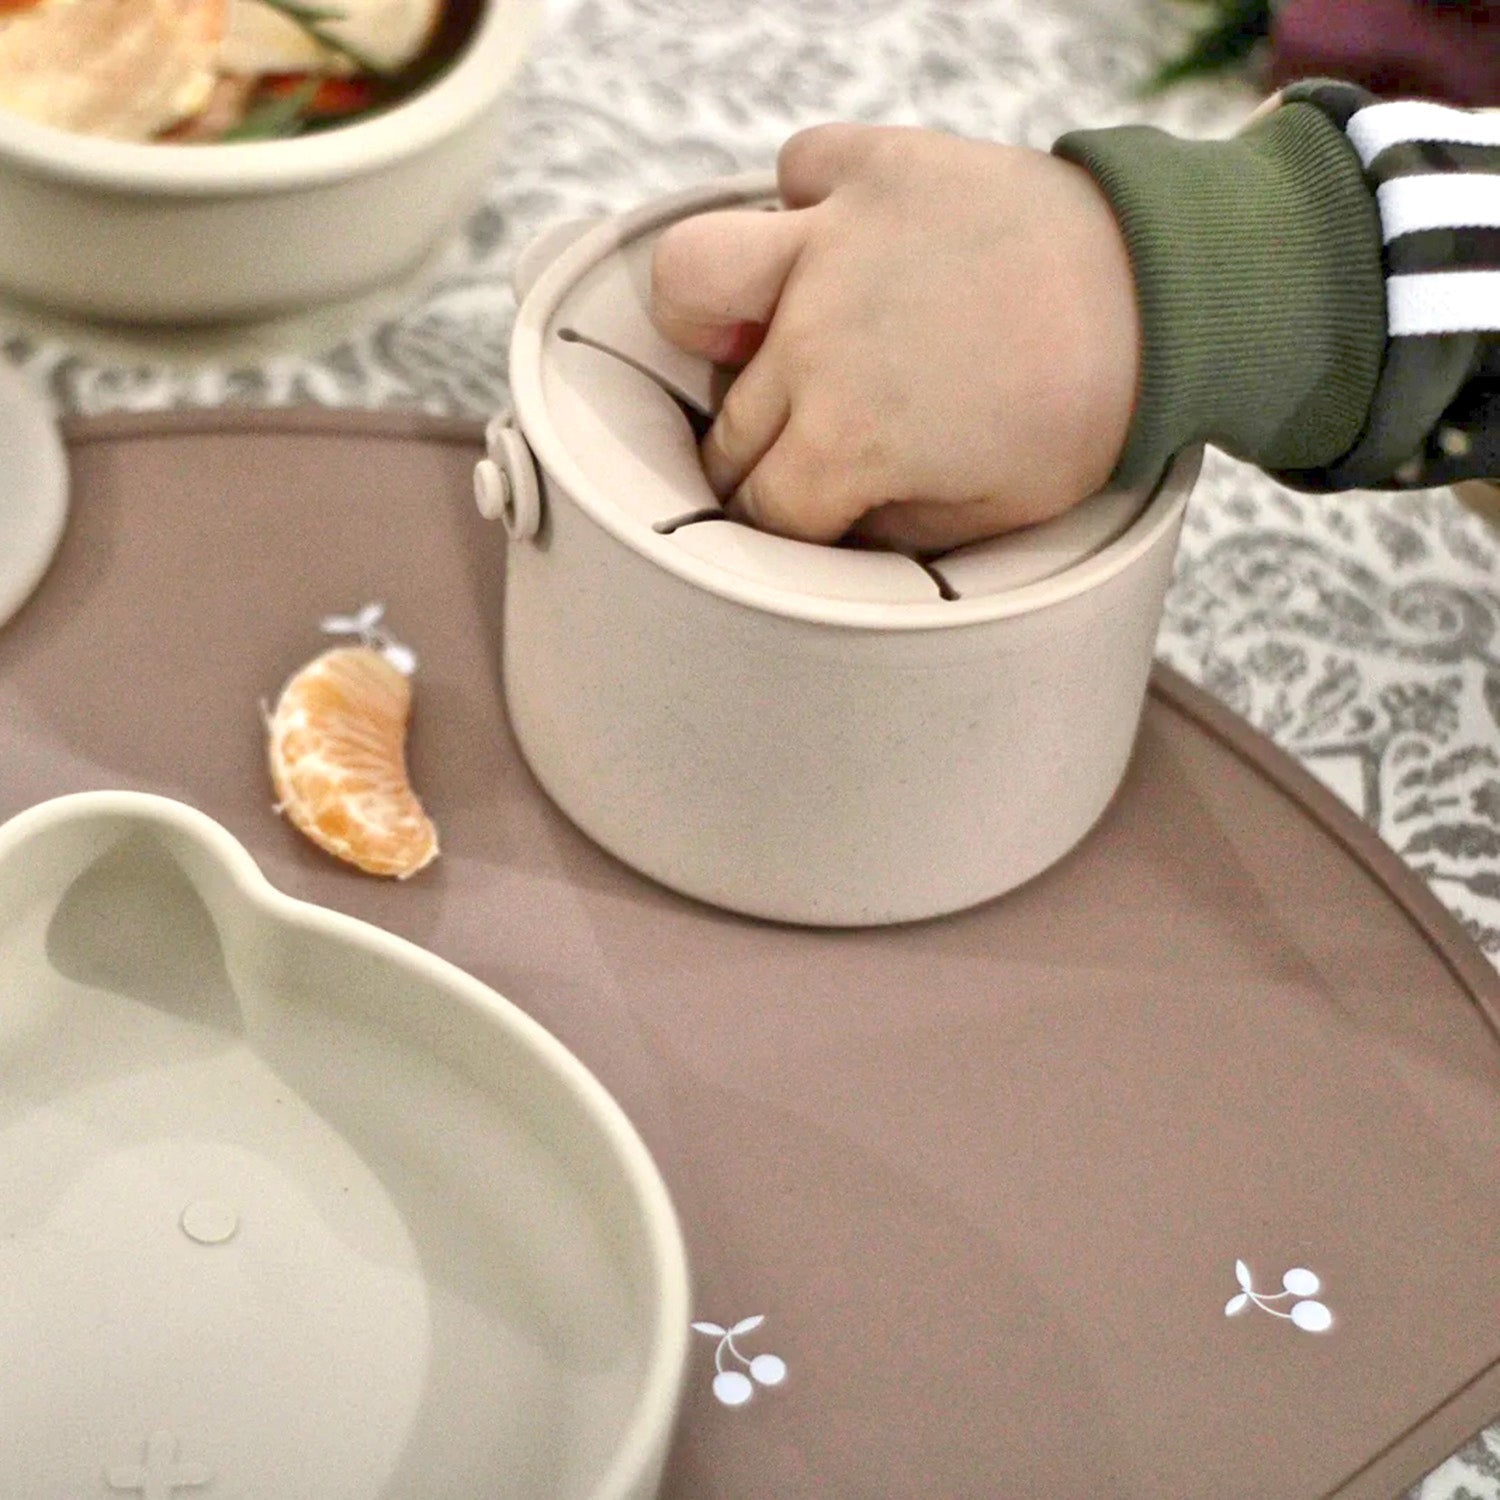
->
[485, 174, 1200, 926]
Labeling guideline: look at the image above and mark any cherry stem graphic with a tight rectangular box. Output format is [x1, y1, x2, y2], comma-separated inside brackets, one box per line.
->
[1247, 1292, 1295, 1319]
[723, 1332, 754, 1369]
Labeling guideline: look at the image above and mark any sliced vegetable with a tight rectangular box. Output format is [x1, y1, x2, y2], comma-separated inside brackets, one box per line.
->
[219, 75, 319, 139]
[262, 70, 378, 117]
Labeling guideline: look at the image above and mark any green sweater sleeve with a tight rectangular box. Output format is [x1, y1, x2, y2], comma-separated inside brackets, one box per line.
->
[1053, 103, 1387, 490]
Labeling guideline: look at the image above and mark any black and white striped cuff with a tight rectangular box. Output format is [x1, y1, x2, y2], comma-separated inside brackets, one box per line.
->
[1347, 100, 1500, 337]
[1279, 83, 1494, 489]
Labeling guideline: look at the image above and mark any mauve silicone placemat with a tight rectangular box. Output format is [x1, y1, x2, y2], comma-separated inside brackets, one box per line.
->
[2, 409, 1498, 1500]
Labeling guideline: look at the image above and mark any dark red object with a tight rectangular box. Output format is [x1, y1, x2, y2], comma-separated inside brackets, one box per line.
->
[1271, 0, 1500, 106]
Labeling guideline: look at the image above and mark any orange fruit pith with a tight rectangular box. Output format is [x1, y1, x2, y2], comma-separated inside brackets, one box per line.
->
[268, 645, 439, 879]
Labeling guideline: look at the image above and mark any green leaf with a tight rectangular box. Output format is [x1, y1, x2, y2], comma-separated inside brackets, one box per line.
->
[220, 80, 320, 142]
[1144, 0, 1272, 93]
[251, 0, 394, 76]
[259, 0, 348, 22]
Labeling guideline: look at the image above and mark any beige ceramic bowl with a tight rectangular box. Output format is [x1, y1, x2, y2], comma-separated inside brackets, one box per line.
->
[0, 0, 541, 323]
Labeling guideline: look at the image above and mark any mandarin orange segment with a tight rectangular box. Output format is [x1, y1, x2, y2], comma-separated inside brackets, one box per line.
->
[268, 644, 439, 879]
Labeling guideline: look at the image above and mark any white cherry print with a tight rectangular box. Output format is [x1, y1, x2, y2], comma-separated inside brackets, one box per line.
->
[692, 1316, 789, 1405]
[1224, 1261, 1333, 1333]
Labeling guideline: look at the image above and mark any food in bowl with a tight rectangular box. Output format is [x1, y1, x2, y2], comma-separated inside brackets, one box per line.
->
[0, 0, 540, 319]
[0, 0, 481, 143]
[0, 0, 539, 321]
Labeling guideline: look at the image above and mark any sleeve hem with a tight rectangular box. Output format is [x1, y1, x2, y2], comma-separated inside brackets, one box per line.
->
[1054, 103, 1386, 489]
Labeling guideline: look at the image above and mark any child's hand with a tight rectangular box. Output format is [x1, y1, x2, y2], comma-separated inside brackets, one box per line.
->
[651, 124, 1140, 551]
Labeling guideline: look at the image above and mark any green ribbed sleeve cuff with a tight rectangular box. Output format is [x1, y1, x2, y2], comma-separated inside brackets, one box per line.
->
[1054, 103, 1386, 488]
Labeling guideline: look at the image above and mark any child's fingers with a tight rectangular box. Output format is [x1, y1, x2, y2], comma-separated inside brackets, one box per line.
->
[856, 487, 1074, 553]
[701, 352, 790, 498]
[777, 122, 923, 205]
[729, 424, 872, 545]
[1243, 90, 1283, 126]
[650, 208, 805, 358]
[778, 123, 881, 205]
[855, 495, 1024, 554]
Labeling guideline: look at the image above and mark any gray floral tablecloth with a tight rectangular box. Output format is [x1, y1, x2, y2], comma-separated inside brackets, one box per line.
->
[4, 0, 1497, 1492]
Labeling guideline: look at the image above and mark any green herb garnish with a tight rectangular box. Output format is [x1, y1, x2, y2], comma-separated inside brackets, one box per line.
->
[220, 78, 322, 141]
[251, 0, 396, 78]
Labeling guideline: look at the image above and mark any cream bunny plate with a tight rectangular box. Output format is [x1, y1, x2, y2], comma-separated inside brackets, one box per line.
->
[0, 791, 689, 1500]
